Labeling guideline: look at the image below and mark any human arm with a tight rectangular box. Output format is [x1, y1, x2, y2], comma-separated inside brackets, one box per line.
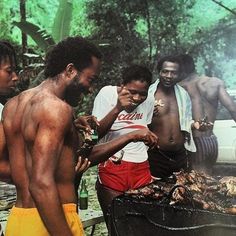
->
[0, 122, 12, 183]
[28, 105, 73, 236]
[87, 128, 158, 166]
[74, 156, 90, 194]
[189, 87, 205, 121]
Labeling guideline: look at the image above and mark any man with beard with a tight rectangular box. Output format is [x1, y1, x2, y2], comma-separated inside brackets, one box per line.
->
[2, 37, 159, 236]
[148, 55, 205, 179]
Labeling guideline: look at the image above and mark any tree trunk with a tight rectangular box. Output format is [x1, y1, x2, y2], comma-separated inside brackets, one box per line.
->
[20, 0, 27, 68]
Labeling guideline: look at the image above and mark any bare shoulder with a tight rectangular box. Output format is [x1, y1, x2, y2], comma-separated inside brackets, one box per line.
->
[39, 95, 73, 127]
[4, 89, 73, 130]
[197, 75, 223, 87]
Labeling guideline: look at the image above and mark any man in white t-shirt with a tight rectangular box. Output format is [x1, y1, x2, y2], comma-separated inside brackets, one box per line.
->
[92, 65, 158, 227]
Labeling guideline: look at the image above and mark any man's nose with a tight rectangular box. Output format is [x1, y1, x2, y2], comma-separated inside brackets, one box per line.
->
[166, 71, 173, 78]
[12, 72, 19, 82]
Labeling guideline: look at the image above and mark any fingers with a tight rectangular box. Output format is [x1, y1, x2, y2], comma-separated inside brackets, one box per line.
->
[131, 128, 158, 147]
[143, 131, 159, 149]
[117, 86, 134, 109]
[74, 115, 100, 133]
[118, 85, 129, 96]
[193, 121, 200, 130]
[153, 106, 159, 116]
[74, 116, 91, 132]
[90, 116, 100, 128]
[193, 120, 214, 131]
[75, 156, 91, 173]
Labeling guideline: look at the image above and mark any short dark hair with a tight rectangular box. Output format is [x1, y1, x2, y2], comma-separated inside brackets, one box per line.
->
[0, 41, 17, 67]
[178, 54, 195, 75]
[44, 36, 102, 78]
[157, 55, 183, 74]
[122, 65, 152, 86]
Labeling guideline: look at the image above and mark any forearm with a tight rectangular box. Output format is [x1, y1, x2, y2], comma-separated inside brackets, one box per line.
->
[0, 159, 12, 183]
[29, 180, 73, 236]
[97, 106, 121, 138]
[191, 97, 205, 121]
[88, 133, 133, 166]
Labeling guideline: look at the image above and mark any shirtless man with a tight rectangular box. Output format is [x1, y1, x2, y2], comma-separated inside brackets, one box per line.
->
[148, 55, 203, 179]
[178, 54, 236, 173]
[1, 36, 158, 236]
[0, 41, 19, 236]
[0, 41, 19, 182]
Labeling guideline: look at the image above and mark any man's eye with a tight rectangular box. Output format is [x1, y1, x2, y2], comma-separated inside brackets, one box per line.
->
[6, 70, 13, 74]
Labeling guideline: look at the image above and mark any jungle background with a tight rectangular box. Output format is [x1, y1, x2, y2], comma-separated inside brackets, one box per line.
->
[1, 0, 236, 235]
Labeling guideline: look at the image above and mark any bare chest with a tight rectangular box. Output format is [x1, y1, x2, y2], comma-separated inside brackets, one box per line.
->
[154, 92, 179, 117]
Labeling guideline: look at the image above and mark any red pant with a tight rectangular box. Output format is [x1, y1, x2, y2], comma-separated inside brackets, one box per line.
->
[98, 159, 152, 192]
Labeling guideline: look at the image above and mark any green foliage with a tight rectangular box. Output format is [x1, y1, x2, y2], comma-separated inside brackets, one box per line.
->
[13, 21, 55, 51]
[12, 0, 74, 52]
[2, 0, 236, 113]
[52, 0, 73, 42]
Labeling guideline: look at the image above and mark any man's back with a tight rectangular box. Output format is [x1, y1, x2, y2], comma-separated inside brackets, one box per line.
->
[2, 83, 77, 208]
[197, 76, 222, 123]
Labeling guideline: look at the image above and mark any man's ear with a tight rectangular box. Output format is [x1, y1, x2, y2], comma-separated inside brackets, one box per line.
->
[65, 63, 77, 78]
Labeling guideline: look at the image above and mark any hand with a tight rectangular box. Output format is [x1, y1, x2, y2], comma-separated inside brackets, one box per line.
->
[74, 115, 100, 134]
[130, 128, 159, 149]
[75, 156, 91, 174]
[153, 99, 164, 116]
[193, 116, 213, 131]
[117, 86, 135, 111]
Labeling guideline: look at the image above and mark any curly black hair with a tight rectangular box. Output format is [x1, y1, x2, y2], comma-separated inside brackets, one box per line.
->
[156, 55, 183, 74]
[178, 54, 195, 75]
[44, 36, 102, 78]
[0, 41, 17, 68]
[122, 64, 152, 86]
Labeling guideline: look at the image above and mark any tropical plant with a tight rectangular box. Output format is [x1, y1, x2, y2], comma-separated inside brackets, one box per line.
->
[13, 0, 73, 51]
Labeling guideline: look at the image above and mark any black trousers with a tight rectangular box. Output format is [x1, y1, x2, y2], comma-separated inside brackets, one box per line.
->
[148, 147, 192, 178]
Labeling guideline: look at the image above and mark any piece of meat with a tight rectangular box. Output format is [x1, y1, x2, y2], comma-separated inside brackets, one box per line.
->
[219, 177, 236, 197]
[225, 207, 236, 215]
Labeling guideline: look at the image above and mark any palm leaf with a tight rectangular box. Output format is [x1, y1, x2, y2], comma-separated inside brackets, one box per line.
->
[13, 20, 55, 51]
[52, 0, 73, 42]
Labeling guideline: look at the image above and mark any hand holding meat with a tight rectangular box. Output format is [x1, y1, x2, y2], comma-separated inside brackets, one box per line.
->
[153, 99, 164, 116]
[129, 128, 158, 149]
[192, 116, 213, 131]
[74, 115, 99, 134]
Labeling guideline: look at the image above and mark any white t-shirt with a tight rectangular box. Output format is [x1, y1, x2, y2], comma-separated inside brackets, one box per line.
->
[92, 85, 155, 163]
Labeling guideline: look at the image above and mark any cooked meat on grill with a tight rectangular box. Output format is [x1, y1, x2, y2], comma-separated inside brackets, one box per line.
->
[225, 207, 236, 214]
[219, 176, 236, 197]
[125, 170, 236, 215]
